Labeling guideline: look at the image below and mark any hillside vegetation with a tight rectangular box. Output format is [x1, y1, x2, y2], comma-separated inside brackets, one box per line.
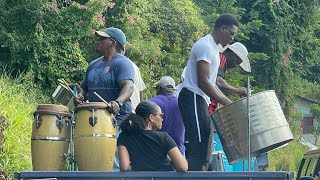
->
[0, 71, 50, 178]
[0, 0, 320, 178]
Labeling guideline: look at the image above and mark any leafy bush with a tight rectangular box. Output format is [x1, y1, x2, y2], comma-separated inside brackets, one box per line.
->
[0, 70, 50, 178]
[104, 0, 208, 98]
[266, 137, 308, 176]
[0, 0, 110, 93]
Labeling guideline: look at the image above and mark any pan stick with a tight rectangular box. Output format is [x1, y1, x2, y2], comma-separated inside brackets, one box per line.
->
[59, 83, 76, 97]
[93, 92, 110, 107]
[59, 78, 74, 93]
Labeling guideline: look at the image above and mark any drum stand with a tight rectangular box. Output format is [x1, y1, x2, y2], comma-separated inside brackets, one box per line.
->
[70, 114, 76, 171]
[63, 115, 76, 171]
[65, 87, 78, 171]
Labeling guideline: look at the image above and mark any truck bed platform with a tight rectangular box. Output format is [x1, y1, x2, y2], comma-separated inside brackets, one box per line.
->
[14, 171, 294, 180]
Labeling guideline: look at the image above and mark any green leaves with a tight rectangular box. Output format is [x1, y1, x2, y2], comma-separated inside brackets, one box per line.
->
[0, 0, 110, 92]
[0, 70, 51, 178]
[104, 0, 207, 98]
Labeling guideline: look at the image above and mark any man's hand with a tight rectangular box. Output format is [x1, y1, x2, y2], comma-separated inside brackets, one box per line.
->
[108, 101, 120, 115]
[74, 93, 84, 106]
[236, 87, 248, 96]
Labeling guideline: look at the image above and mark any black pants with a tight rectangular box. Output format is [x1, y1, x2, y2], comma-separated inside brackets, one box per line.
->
[178, 88, 214, 171]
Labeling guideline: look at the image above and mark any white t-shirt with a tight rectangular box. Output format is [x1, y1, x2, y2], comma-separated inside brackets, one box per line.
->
[129, 60, 146, 111]
[182, 34, 220, 105]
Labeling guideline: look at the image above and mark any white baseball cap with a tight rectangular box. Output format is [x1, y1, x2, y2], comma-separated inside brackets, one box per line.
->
[223, 42, 251, 72]
[155, 76, 176, 89]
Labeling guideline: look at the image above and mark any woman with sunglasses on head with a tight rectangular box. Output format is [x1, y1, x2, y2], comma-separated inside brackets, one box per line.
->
[117, 100, 188, 172]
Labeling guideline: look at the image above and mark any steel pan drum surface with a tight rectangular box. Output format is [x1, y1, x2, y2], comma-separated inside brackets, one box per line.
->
[74, 102, 116, 171]
[31, 104, 71, 171]
[211, 90, 293, 164]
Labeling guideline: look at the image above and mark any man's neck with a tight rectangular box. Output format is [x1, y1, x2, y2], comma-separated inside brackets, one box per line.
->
[102, 50, 119, 62]
[158, 91, 174, 95]
[211, 31, 220, 45]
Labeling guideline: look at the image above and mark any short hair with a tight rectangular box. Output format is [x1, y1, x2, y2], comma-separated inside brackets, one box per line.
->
[214, 13, 239, 29]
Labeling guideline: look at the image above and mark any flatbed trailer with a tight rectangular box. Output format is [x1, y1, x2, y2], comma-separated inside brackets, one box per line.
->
[14, 171, 294, 180]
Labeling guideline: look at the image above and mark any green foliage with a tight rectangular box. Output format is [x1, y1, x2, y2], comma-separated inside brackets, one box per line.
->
[0, 70, 50, 178]
[266, 137, 308, 176]
[104, 0, 207, 98]
[0, 0, 319, 175]
[0, 0, 110, 93]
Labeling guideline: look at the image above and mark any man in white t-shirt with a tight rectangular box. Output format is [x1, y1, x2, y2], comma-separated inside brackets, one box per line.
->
[178, 13, 239, 171]
[129, 60, 146, 111]
[121, 48, 146, 111]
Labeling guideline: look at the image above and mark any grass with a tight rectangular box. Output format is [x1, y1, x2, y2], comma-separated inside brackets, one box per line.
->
[266, 135, 309, 177]
[0, 70, 50, 179]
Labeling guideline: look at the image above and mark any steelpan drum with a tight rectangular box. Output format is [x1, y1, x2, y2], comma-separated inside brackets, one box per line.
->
[211, 90, 293, 164]
[31, 104, 71, 171]
[74, 102, 116, 171]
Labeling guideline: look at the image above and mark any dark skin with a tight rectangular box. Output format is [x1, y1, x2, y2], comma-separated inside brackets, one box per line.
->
[156, 86, 174, 95]
[197, 25, 238, 106]
[216, 51, 247, 95]
[75, 35, 133, 115]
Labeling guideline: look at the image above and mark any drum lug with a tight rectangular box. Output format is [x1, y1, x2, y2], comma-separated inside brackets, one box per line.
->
[89, 109, 97, 127]
[89, 116, 97, 127]
[56, 116, 64, 132]
[35, 114, 42, 129]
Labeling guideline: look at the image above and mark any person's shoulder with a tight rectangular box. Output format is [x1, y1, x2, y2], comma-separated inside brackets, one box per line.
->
[119, 131, 133, 139]
[149, 95, 168, 105]
[85, 57, 103, 71]
[115, 55, 133, 65]
[151, 130, 169, 137]
[149, 95, 161, 101]
[128, 59, 138, 67]
[193, 35, 212, 49]
[128, 60, 140, 72]
[115, 54, 130, 61]
[197, 34, 212, 43]
[88, 56, 103, 66]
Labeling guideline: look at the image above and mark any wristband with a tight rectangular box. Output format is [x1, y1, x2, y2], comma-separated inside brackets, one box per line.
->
[115, 99, 123, 108]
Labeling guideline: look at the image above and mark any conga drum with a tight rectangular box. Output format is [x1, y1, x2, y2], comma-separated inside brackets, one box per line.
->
[211, 90, 294, 164]
[74, 102, 116, 171]
[31, 104, 71, 171]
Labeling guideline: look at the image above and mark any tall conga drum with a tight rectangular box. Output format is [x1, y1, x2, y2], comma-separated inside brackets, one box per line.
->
[74, 102, 116, 171]
[31, 104, 71, 171]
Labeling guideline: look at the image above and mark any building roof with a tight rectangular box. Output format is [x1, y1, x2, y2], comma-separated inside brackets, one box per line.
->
[296, 95, 320, 105]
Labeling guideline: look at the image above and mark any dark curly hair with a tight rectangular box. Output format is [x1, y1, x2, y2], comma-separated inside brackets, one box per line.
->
[120, 100, 159, 133]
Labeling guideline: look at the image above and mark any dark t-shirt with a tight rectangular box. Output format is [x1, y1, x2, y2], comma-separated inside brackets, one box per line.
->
[117, 130, 177, 171]
[82, 54, 134, 123]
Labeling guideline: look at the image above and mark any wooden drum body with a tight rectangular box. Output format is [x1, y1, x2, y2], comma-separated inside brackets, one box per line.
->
[211, 90, 294, 164]
[31, 104, 71, 171]
[74, 102, 116, 171]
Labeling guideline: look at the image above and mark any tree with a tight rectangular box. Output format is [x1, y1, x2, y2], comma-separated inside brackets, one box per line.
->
[104, 0, 208, 97]
[0, 0, 110, 92]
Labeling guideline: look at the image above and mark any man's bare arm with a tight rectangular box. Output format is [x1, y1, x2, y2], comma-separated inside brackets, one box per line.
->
[117, 79, 134, 103]
[108, 79, 134, 114]
[197, 61, 232, 106]
[216, 76, 247, 95]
